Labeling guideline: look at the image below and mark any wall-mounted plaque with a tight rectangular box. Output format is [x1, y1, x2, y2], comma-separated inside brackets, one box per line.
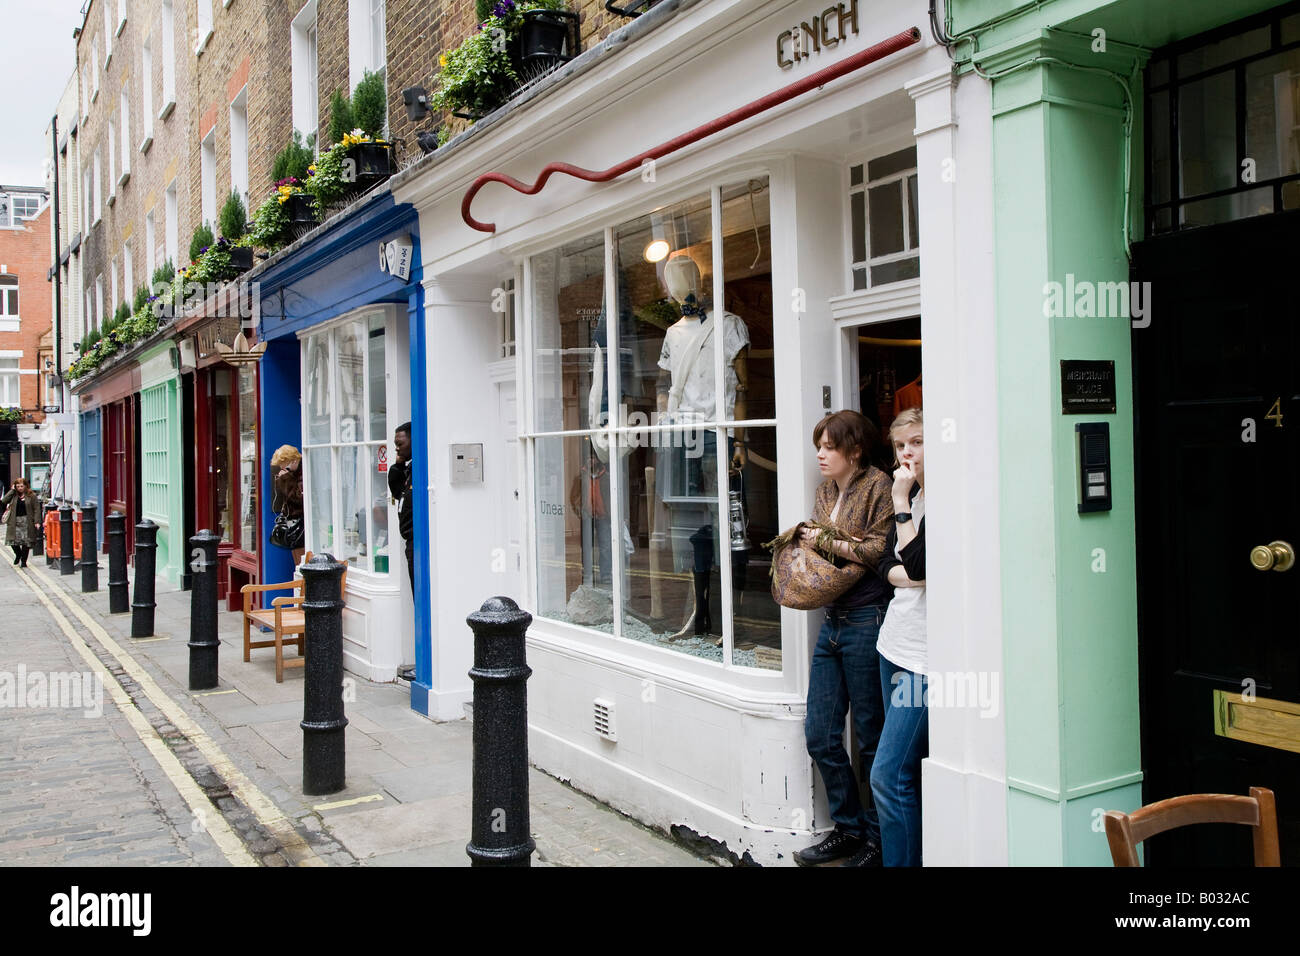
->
[1061, 360, 1116, 414]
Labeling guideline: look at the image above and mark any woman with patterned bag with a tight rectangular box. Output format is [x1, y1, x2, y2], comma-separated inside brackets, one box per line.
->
[774, 410, 894, 867]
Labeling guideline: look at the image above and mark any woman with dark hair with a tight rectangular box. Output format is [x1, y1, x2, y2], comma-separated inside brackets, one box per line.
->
[794, 409, 895, 867]
[2, 478, 41, 568]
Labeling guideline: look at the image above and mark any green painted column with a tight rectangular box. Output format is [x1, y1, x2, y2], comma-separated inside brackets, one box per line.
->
[138, 343, 186, 589]
[978, 29, 1147, 865]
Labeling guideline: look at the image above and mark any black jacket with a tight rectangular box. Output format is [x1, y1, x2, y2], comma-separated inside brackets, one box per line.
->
[879, 483, 925, 584]
[388, 458, 413, 543]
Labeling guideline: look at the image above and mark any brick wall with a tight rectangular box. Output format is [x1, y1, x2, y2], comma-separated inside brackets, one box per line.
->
[0, 203, 54, 423]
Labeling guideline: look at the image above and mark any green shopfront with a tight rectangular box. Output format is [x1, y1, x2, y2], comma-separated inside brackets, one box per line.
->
[948, 0, 1300, 864]
[136, 341, 187, 588]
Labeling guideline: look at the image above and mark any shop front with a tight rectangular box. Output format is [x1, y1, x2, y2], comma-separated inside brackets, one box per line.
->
[392, 0, 1000, 863]
[136, 342, 187, 588]
[253, 192, 420, 683]
[74, 363, 142, 559]
[175, 314, 263, 608]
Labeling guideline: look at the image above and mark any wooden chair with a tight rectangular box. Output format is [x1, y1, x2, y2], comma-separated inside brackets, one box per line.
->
[1104, 787, 1280, 866]
[240, 552, 348, 683]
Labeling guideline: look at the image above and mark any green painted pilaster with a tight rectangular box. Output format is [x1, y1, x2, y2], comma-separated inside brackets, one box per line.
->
[981, 29, 1148, 865]
[138, 343, 185, 588]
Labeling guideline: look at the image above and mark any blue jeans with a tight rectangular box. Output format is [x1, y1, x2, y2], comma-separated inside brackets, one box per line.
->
[804, 604, 886, 843]
[871, 659, 928, 866]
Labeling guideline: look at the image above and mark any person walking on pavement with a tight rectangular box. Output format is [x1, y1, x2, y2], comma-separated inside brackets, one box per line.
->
[388, 422, 416, 682]
[3, 478, 41, 568]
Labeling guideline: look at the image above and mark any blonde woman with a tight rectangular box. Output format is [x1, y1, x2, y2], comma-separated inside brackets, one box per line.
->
[872, 407, 928, 866]
[270, 445, 306, 565]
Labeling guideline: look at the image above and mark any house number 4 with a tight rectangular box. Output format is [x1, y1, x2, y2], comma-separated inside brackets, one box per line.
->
[1265, 397, 1283, 429]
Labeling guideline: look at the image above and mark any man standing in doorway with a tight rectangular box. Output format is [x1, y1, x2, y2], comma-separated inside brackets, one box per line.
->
[389, 422, 416, 682]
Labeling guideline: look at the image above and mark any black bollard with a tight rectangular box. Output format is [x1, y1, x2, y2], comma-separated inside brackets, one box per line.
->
[33, 499, 45, 557]
[44, 501, 57, 566]
[301, 553, 347, 795]
[58, 502, 75, 575]
[187, 529, 220, 690]
[465, 596, 535, 867]
[79, 503, 99, 592]
[131, 519, 159, 638]
[107, 511, 129, 613]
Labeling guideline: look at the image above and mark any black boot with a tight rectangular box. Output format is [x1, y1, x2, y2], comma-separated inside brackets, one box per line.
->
[693, 571, 712, 635]
[19, 546, 28, 568]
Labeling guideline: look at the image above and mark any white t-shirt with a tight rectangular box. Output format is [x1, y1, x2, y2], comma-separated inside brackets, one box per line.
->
[658, 310, 750, 423]
[877, 490, 926, 678]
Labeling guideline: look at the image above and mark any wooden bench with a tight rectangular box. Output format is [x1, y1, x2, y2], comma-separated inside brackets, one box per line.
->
[240, 552, 348, 683]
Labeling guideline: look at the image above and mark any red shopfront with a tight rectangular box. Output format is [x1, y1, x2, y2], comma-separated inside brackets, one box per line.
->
[180, 316, 262, 608]
[77, 364, 142, 562]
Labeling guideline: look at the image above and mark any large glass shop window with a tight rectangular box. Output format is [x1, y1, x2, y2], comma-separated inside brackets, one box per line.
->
[530, 178, 780, 670]
[302, 311, 392, 574]
[237, 366, 259, 553]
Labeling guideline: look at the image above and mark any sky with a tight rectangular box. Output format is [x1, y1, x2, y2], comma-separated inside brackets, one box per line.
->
[0, 1, 86, 187]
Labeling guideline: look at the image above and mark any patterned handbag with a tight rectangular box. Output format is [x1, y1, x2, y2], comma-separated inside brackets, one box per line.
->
[765, 522, 866, 610]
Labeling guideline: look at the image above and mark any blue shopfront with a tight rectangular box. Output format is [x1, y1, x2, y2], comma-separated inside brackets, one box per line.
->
[254, 192, 428, 698]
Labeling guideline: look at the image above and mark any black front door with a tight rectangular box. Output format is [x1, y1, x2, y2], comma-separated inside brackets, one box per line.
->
[1133, 210, 1300, 865]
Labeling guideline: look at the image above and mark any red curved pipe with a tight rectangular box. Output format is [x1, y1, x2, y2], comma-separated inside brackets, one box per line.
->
[462, 26, 923, 232]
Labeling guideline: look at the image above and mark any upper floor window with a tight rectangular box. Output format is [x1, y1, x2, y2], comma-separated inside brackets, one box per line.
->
[0, 356, 20, 408]
[92, 39, 101, 96]
[161, 0, 177, 111]
[348, 0, 386, 89]
[291, 1, 320, 143]
[196, 0, 215, 54]
[0, 276, 18, 317]
[1145, 6, 1300, 232]
[7, 195, 43, 221]
[848, 146, 920, 291]
[104, 2, 113, 62]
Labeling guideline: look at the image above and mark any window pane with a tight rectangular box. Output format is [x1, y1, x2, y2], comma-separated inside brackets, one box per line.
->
[868, 146, 917, 180]
[338, 320, 365, 444]
[535, 434, 613, 628]
[870, 257, 921, 286]
[1177, 26, 1268, 77]
[727, 426, 780, 670]
[721, 177, 771, 422]
[307, 447, 333, 553]
[1149, 89, 1171, 204]
[868, 182, 905, 256]
[617, 426, 722, 659]
[1284, 13, 1300, 46]
[6, 290, 16, 315]
[532, 233, 605, 433]
[339, 444, 364, 567]
[212, 372, 232, 543]
[305, 334, 331, 444]
[1179, 187, 1273, 227]
[367, 313, 386, 441]
[24, 444, 51, 463]
[1179, 70, 1237, 197]
[369, 453, 391, 574]
[852, 267, 867, 291]
[1283, 180, 1300, 209]
[612, 191, 713, 425]
[850, 190, 865, 263]
[906, 174, 919, 248]
[1244, 49, 1300, 181]
[850, 163, 863, 187]
[238, 367, 258, 552]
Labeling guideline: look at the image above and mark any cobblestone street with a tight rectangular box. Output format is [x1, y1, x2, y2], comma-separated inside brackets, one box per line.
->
[0, 556, 712, 867]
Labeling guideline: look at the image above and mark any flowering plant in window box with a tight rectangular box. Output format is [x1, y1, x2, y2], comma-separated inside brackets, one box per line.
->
[429, 0, 571, 120]
[304, 130, 395, 215]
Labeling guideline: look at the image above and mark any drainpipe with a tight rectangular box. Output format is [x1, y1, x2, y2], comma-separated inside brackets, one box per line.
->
[51, 115, 62, 403]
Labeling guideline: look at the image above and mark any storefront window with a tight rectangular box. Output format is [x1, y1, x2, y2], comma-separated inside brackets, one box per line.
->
[212, 368, 233, 543]
[529, 177, 780, 670]
[238, 366, 258, 553]
[301, 309, 394, 575]
[848, 147, 920, 291]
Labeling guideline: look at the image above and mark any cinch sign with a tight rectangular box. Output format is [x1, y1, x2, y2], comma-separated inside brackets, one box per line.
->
[776, 0, 860, 69]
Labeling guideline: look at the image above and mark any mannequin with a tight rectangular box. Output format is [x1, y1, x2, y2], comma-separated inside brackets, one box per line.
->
[654, 254, 750, 639]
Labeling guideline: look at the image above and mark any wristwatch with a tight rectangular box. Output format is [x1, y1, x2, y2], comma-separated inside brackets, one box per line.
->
[895, 512, 913, 525]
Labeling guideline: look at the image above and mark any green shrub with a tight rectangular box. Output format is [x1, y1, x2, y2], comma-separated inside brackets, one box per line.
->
[272, 131, 315, 183]
[152, 260, 175, 287]
[133, 284, 150, 312]
[476, 0, 493, 21]
[249, 193, 292, 253]
[327, 90, 354, 146]
[218, 191, 247, 241]
[189, 222, 215, 263]
[352, 69, 387, 138]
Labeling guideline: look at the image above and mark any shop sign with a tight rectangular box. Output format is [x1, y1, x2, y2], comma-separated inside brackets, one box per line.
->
[377, 444, 388, 473]
[1061, 360, 1116, 414]
[777, 0, 860, 69]
[378, 235, 413, 281]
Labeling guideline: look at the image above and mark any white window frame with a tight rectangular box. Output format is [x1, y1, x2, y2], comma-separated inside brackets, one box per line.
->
[107, 119, 117, 203]
[119, 91, 131, 181]
[291, 1, 320, 144]
[94, 275, 104, 334]
[298, 304, 398, 581]
[104, 2, 113, 64]
[123, 242, 133, 307]
[164, 182, 178, 267]
[117, 0, 128, 35]
[229, 87, 248, 210]
[200, 129, 217, 229]
[347, 0, 386, 91]
[160, 0, 177, 118]
[92, 39, 100, 99]
[0, 276, 19, 327]
[140, 35, 155, 149]
[145, 209, 157, 278]
[845, 144, 921, 293]
[0, 355, 22, 408]
[195, 0, 214, 55]
[109, 257, 118, 315]
[93, 150, 103, 224]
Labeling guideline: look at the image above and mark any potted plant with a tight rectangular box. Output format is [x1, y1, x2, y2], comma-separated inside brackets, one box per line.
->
[218, 191, 254, 275]
[345, 71, 395, 190]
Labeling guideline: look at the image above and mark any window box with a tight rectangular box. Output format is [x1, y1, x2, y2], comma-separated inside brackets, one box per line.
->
[285, 193, 318, 228]
[345, 141, 395, 194]
[225, 245, 255, 277]
[515, 9, 579, 74]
